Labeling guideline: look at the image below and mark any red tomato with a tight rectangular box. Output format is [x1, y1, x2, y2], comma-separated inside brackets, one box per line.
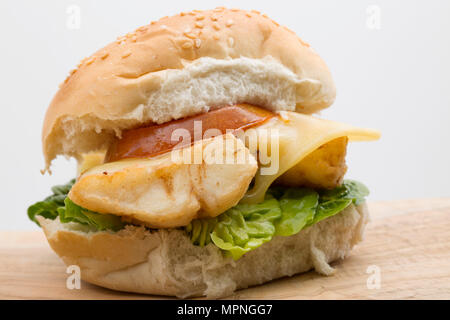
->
[105, 104, 275, 162]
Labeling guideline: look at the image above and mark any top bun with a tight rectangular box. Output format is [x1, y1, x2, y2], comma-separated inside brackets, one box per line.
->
[42, 7, 336, 170]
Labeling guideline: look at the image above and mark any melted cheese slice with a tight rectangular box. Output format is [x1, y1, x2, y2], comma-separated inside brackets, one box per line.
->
[240, 111, 380, 204]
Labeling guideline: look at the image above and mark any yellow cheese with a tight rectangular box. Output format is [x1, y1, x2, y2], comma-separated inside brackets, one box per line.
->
[77, 152, 106, 176]
[240, 111, 380, 204]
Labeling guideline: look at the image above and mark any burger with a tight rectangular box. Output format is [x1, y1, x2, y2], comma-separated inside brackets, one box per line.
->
[28, 7, 380, 298]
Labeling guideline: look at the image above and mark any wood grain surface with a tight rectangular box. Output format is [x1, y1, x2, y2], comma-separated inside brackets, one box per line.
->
[1, 199, 449, 300]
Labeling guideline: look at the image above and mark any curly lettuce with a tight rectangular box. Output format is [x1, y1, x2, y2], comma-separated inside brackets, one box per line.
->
[187, 180, 369, 260]
[28, 179, 124, 231]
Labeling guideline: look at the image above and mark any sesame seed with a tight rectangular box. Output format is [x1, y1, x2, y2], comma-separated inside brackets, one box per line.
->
[271, 20, 280, 26]
[188, 11, 195, 16]
[246, 13, 252, 18]
[182, 41, 193, 49]
[195, 39, 202, 48]
[180, 12, 186, 16]
[115, 36, 124, 44]
[210, 14, 218, 21]
[69, 69, 77, 75]
[195, 15, 205, 21]
[284, 26, 295, 35]
[228, 37, 235, 47]
[101, 52, 109, 59]
[251, 10, 260, 14]
[226, 19, 234, 27]
[213, 34, 220, 40]
[122, 51, 131, 58]
[184, 32, 196, 39]
[262, 13, 268, 18]
[298, 38, 310, 47]
[231, 8, 239, 12]
[150, 21, 156, 25]
[86, 57, 95, 65]
[195, 22, 204, 28]
[77, 58, 86, 68]
[212, 22, 220, 31]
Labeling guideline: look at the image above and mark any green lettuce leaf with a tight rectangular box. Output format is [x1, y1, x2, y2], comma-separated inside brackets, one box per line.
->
[319, 179, 369, 206]
[28, 179, 75, 226]
[27, 179, 124, 232]
[186, 180, 370, 260]
[211, 198, 281, 260]
[58, 198, 124, 231]
[274, 188, 318, 236]
[310, 198, 353, 225]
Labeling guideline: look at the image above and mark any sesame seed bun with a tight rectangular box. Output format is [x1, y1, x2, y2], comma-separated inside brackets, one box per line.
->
[42, 7, 336, 170]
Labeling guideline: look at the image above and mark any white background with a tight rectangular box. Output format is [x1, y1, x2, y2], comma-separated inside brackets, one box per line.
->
[1, 0, 449, 230]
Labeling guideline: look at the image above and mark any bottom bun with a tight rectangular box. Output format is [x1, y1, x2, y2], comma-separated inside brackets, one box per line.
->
[38, 203, 369, 298]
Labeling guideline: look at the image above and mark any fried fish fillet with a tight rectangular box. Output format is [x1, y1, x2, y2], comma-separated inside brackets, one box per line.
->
[69, 134, 257, 228]
[276, 137, 348, 189]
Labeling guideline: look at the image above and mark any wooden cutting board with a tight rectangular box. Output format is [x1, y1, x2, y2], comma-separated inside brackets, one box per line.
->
[1, 199, 449, 299]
